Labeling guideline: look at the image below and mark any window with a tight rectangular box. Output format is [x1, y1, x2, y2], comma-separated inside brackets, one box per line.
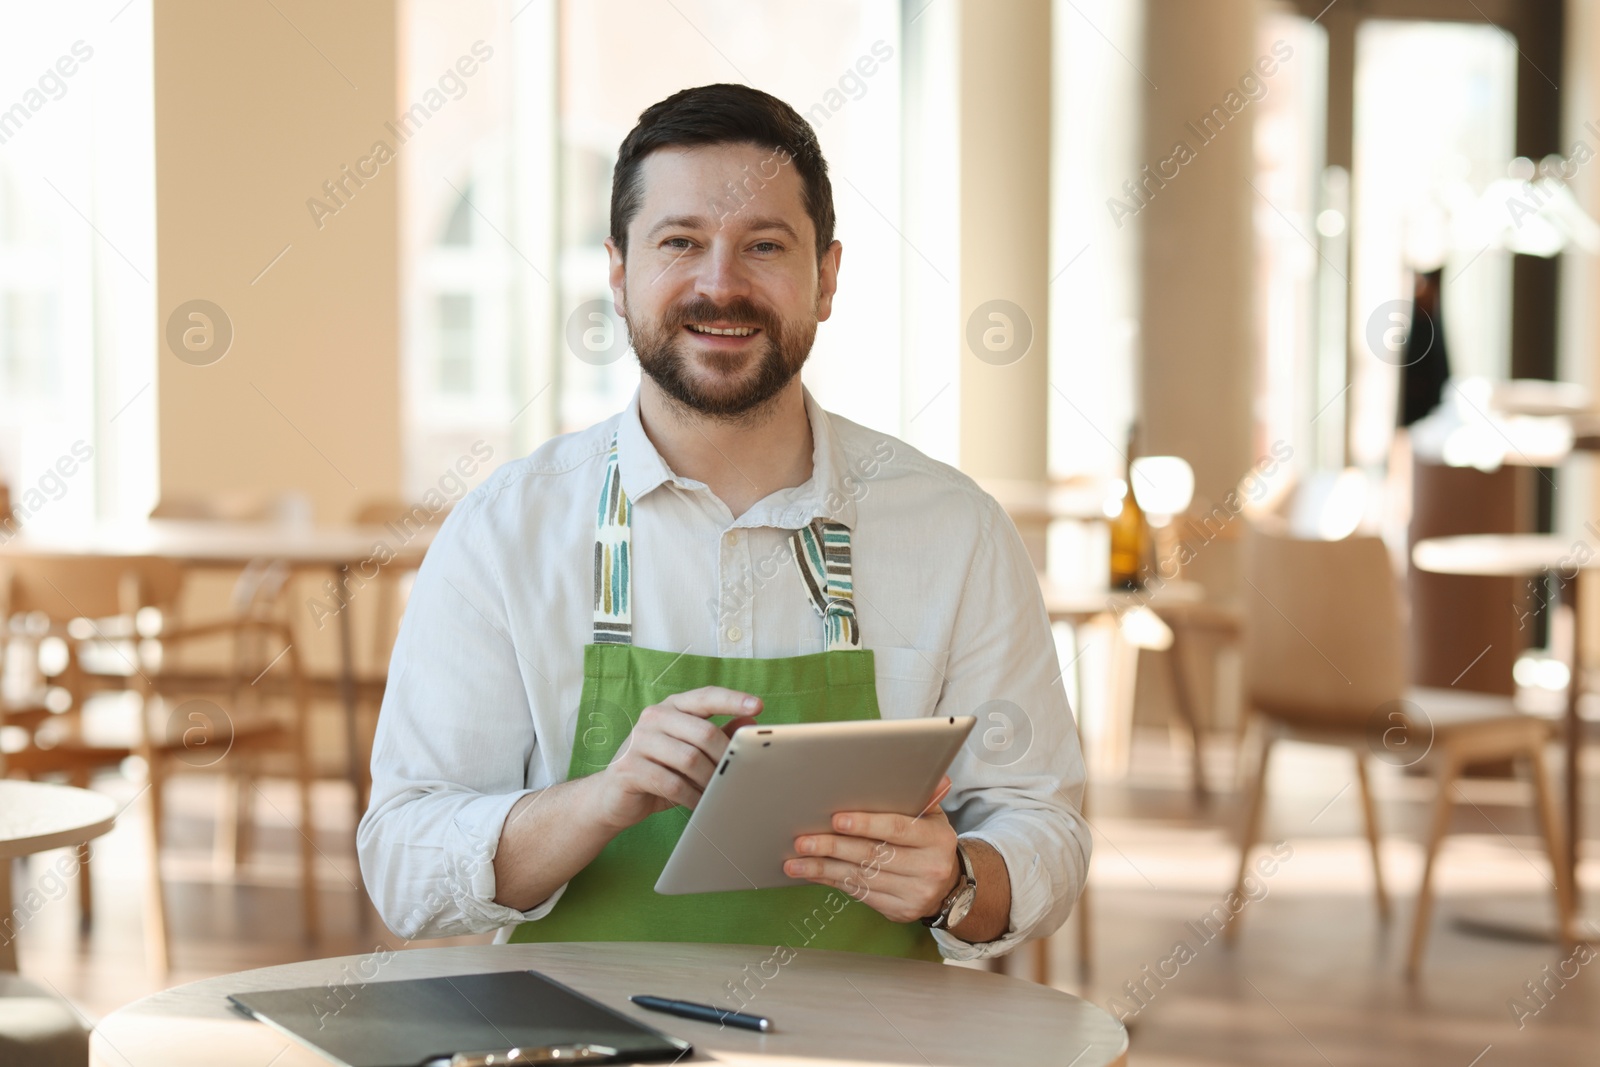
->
[1048, 0, 1145, 486]
[1251, 11, 1330, 467]
[0, 2, 154, 529]
[399, 0, 552, 497]
[1349, 19, 1517, 466]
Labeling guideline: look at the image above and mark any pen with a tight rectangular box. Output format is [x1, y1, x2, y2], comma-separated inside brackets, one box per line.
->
[630, 994, 773, 1033]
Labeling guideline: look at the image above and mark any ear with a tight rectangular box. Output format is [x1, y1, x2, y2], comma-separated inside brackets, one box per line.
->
[815, 239, 843, 322]
[605, 236, 627, 317]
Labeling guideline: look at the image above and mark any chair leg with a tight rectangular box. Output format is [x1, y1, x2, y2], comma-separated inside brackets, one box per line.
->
[1406, 753, 1461, 980]
[1075, 883, 1092, 983]
[75, 840, 95, 936]
[1031, 932, 1050, 986]
[235, 773, 255, 867]
[143, 763, 171, 976]
[1354, 754, 1390, 922]
[1226, 730, 1274, 943]
[297, 776, 319, 944]
[1525, 743, 1578, 944]
[1164, 625, 1208, 803]
[69, 770, 94, 933]
[214, 774, 239, 878]
[0, 857, 16, 971]
[1075, 750, 1092, 983]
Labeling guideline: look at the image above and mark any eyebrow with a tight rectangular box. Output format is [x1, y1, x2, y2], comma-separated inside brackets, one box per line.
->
[645, 214, 802, 243]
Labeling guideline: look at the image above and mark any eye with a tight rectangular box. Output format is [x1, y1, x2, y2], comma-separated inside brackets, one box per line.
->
[662, 236, 695, 250]
[751, 240, 783, 254]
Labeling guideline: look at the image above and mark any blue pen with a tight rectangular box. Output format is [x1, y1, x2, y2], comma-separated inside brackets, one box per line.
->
[630, 994, 773, 1033]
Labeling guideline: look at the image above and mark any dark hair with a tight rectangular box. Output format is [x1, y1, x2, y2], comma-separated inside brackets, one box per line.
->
[609, 83, 835, 261]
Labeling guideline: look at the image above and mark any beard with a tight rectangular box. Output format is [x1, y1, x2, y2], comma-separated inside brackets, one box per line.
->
[625, 293, 816, 421]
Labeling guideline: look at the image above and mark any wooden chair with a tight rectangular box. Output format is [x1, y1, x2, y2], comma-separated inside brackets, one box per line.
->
[317, 497, 442, 812]
[351, 497, 438, 671]
[1228, 520, 1575, 975]
[0, 556, 317, 974]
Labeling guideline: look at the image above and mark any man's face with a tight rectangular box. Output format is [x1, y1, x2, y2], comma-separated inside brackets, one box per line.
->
[607, 142, 841, 421]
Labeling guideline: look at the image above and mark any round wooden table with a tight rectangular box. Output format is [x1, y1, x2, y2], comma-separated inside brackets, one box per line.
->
[89, 942, 1128, 1066]
[0, 780, 118, 970]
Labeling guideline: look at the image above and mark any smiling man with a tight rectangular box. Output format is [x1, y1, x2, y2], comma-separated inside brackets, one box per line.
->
[358, 83, 1090, 962]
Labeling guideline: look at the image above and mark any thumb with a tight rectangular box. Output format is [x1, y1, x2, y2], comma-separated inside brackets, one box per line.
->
[722, 716, 760, 738]
[922, 775, 953, 814]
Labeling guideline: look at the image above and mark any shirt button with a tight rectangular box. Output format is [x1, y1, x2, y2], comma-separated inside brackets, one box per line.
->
[727, 530, 741, 546]
[726, 625, 743, 642]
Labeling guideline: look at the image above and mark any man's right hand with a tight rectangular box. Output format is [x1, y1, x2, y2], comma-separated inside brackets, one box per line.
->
[588, 686, 763, 833]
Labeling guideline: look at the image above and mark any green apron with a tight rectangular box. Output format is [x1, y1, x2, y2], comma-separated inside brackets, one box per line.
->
[509, 433, 940, 961]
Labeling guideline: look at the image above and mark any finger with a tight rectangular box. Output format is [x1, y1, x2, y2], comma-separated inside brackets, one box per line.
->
[630, 760, 705, 809]
[662, 687, 764, 719]
[813, 878, 934, 924]
[831, 809, 945, 844]
[655, 711, 734, 764]
[720, 715, 759, 739]
[785, 855, 922, 889]
[794, 832, 893, 868]
[797, 832, 955, 885]
[924, 775, 953, 812]
[631, 731, 720, 789]
[783, 859, 929, 915]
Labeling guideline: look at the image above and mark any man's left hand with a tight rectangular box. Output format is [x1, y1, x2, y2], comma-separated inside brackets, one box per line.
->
[783, 776, 958, 924]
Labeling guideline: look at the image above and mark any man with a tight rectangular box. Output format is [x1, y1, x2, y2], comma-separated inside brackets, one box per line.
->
[358, 83, 1089, 962]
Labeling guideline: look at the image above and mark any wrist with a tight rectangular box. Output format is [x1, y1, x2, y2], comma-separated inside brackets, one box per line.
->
[576, 771, 635, 838]
[938, 844, 963, 900]
[922, 839, 977, 930]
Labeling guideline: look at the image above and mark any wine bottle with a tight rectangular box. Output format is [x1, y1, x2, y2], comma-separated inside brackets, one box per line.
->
[1109, 424, 1150, 590]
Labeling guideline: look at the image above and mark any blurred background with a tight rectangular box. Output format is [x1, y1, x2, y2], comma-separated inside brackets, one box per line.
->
[3, 1, 1599, 1064]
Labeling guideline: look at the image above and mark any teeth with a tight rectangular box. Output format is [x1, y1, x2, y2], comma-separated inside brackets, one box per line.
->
[687, 324, 756, 336]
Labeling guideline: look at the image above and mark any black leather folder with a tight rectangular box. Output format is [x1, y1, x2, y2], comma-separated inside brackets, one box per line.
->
[228, 969, 692, 1066]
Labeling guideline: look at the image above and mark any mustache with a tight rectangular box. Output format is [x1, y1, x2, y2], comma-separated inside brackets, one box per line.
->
[663, 296, 780, 333]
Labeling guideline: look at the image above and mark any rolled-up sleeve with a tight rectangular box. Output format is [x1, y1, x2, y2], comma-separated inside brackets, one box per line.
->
[356, 490, 564, 939]
[932, 498, 1092, 961]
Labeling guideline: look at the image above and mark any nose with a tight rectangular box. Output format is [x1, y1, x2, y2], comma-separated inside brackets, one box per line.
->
[692, 237, 752, 306]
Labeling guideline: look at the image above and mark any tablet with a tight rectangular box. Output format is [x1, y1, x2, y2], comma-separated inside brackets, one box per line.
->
[654, 715, 975, 895]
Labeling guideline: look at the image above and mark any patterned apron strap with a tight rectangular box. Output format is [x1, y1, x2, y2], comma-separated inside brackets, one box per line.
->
[790, 519, 861, 652]
[592, 433, 633, 645]
[593, 428, 859, 651]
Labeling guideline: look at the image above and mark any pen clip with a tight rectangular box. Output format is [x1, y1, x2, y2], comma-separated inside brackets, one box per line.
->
[447, 1043, 618, 1066]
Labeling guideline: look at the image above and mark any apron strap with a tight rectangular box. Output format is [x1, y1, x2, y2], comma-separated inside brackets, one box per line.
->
[591, 431, 861, 651]
[592, 435, 633, 645]
[789, 519, 861, 652]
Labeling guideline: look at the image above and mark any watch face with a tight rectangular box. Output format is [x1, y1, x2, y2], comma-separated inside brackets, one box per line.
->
[946, 882, 977, 928]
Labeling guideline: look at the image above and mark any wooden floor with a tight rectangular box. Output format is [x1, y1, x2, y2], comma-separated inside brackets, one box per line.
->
[11, 732, 1600, 1065]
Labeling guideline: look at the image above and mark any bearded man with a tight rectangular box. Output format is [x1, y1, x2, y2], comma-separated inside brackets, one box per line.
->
[358, 82, 1089, 963]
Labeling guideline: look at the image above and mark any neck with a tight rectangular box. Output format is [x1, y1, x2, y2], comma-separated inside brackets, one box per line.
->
[637, 378, 814, 520]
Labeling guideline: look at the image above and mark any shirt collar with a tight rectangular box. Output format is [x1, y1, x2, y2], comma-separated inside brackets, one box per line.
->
[615, 383, 858, 530]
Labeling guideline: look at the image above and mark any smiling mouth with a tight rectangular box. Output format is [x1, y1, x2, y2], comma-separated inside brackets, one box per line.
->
[685, 323, 760, 337]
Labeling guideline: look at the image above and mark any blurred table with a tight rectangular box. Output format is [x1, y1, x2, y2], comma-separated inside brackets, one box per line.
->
[0, 520, 435, 833]
[982, 477, 1119, 526]
[0, 780, 117, 970]
[0, 518, 431, 568]
[1040, 576, 1213, 796]
[89, 942, 1129, 1066]
[1033, 576, 1217, 986]
[1412, 533, 1593, 920]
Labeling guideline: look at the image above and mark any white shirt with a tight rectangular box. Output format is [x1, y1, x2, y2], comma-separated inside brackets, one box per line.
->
[357, 384, 1091, 961]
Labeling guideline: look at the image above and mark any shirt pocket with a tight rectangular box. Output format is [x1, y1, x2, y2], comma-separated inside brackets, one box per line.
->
[870, 645, 951, 721]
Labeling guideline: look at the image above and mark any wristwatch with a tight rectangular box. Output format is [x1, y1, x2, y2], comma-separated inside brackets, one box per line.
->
[921, 840, 977, 930]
